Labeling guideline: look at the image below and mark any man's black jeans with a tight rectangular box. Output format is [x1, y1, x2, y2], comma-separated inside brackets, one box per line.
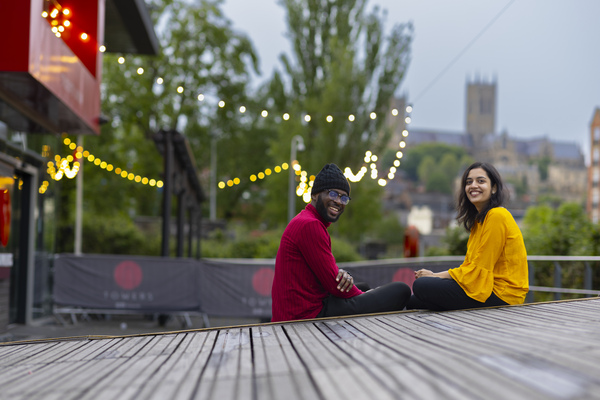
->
[317, 282, 411, 318]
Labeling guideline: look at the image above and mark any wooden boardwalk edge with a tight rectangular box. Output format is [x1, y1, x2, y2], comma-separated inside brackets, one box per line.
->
[2, 296, 598, 346]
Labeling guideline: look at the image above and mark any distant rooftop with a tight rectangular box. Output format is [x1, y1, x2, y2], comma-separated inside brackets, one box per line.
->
[405, 128, 583, 162]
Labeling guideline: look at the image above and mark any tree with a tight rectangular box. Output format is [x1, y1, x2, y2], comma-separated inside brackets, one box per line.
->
[260, 0, 413, 228]
[84, 0, 269, 222]
[522, 202, 591, 256]
[400, 142, 471, 184]
[54, 0, 272, 253]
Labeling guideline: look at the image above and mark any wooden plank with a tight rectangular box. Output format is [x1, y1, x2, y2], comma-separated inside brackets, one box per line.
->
[0, 341, 94, 395]
[193, 327, 255, 400]
[132, 332, 213, 399]
[430, 303, 600, 375]
[251, 324, 322, 400]
[3, 335, 182, 399]
[283, 322, 401, 400]
[313, 319, 466, 400]
[378, 302, 600, 398]
[75, 334, 186, 399]
[353, 315, 551, 399]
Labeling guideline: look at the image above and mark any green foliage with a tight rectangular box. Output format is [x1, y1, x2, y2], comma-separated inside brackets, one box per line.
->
[401, 143, 472, 194]
[372, 213, 405, 245]
[330, 236, 364, 262]
[260, 0, 413, 236]
[55, 0, 416, 256]
[97, 0, 268, 223]
[443, 226, 470, 255]
[417, 156, 436, 184]
[505, 175, 528, 198]
[57, 0, 274, 254]
[521, 202, 600, 301]
[200, 226, 362, 261]
[81, 215, 161, 256]
[522, 202, 591, 256]
[536, 156, 551, 181]
[332, 178, 385, 242]
[423, 225, 469, 256]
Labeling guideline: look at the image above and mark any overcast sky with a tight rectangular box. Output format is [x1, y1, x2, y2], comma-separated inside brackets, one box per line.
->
[221, 0, 600, 160]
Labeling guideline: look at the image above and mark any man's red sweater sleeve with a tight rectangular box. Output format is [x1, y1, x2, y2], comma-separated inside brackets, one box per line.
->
[297, 219, 362, 298]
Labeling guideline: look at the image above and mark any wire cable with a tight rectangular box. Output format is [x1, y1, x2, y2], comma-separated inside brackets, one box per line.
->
[412, 0, 516, 104]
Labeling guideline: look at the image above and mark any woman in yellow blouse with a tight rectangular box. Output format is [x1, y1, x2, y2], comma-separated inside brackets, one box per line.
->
[407, 162, 529, 311]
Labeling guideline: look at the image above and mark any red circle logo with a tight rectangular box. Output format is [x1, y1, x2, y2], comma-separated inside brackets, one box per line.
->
[252, 268, 274, 296]
[114, 261, 143, 290]
[393, 267, 415, 289]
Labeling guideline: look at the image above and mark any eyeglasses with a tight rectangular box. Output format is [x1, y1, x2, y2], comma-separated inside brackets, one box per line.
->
[327, 190, 351, 205]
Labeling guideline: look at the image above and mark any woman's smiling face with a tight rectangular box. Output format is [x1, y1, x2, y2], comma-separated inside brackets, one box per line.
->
[465, 167, 495, 212]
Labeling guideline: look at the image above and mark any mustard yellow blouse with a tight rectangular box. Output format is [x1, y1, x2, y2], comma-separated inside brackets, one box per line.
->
[449, 207, 529, 304]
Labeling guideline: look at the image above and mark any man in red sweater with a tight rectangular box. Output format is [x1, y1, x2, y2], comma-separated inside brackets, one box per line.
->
[271, 163, 411, 322]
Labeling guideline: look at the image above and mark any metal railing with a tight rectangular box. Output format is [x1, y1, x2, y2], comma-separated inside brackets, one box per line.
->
[343, 255, 600, 302]
[525, 256, 600, 302]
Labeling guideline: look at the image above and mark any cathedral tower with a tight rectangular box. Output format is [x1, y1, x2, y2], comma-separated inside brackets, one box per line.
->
[466, 77, 496, 151]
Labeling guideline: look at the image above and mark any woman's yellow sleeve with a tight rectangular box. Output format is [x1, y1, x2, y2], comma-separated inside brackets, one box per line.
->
[449, 210, 507, 302]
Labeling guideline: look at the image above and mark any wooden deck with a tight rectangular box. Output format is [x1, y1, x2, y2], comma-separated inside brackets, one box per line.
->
[1, 297, 600, 400]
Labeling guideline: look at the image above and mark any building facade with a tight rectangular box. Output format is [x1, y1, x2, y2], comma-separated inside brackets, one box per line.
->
[587, 108, 600, 223]
[0, 0, 158, 332]
[395, 78, 587, 205]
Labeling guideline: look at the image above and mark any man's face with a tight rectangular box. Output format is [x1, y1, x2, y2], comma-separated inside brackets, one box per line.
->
[314, 189, 347, 223]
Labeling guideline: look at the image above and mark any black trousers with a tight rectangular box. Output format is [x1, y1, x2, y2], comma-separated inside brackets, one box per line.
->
[316, 282, 411, 318]
[407, 276, 508, 311]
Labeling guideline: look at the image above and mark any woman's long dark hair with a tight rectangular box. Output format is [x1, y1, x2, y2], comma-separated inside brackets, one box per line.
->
[456, 161, 508, 231]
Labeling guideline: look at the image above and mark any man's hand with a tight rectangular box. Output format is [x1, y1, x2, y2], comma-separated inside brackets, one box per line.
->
[336, 269, 354, 292]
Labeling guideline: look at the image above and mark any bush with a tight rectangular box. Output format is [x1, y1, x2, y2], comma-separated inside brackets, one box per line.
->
[201, 228, 283, 258]
[200, 226, 363, 261]
[331, 236, 363, 262]
[82, 215, 161, 255]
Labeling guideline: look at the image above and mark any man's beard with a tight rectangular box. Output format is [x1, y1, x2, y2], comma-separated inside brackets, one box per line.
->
[315, 193, 342, 223]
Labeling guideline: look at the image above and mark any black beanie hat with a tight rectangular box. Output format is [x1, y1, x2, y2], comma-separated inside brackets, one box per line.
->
[312, 163, 350, 196]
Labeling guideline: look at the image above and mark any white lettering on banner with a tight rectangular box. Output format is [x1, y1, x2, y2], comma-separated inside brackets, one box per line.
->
[241, 297, 272, 308]
[241, 297, 272, 316]
[103, 291, 155, 302]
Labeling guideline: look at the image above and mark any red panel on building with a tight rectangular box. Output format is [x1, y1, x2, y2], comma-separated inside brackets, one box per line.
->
[0, 0, 104, 135]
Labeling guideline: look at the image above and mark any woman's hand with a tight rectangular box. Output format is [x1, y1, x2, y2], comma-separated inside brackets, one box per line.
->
[336, 269, 354, 292]
[415, 269, 434, 279]
[414, 269, 452, 279]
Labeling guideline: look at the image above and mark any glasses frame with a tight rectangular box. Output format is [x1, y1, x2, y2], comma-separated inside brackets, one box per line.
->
[327, 189, 351, 205]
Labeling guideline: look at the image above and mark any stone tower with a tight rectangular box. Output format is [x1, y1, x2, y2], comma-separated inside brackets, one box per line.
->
[587, 108, 600, 223]
[466, 77, 496, 152]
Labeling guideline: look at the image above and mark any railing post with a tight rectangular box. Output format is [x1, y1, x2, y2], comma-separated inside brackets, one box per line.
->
[526, 261, 535, 303]
[584, 262, 593, 298]
[553, 261, 562, 301]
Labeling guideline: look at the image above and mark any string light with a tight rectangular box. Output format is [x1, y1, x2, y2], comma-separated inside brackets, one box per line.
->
[39, 137, 164, 193]
[215, 104, 413, 196]
[107, 57, 414, 197]
[42, 0, 71, 38]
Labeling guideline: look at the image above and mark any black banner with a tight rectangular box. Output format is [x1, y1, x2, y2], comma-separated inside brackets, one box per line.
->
[54, 254, 460, 319]
[54, 254, 199, 311]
